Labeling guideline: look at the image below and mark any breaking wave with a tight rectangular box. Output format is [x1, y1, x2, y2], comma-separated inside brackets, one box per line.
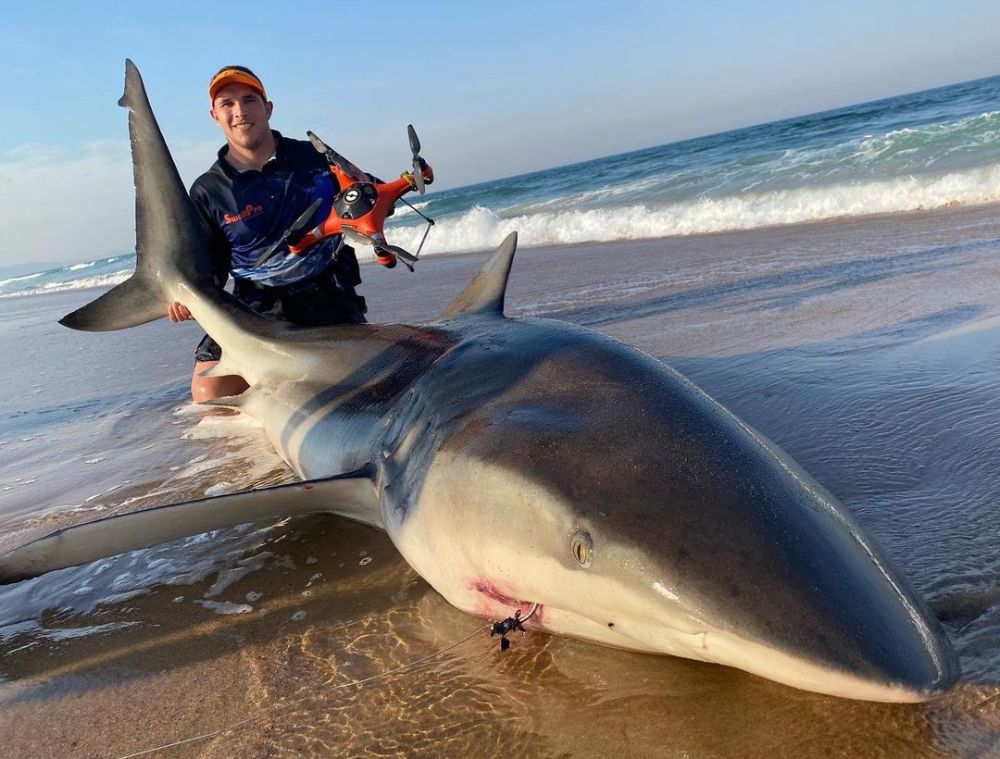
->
[390, 164, 1000, 256]
[6, 162, 1000, 297]
[0, 260, 134, 298]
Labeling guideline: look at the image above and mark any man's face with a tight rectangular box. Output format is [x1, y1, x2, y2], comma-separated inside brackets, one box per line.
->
[210, 83, 273, 152]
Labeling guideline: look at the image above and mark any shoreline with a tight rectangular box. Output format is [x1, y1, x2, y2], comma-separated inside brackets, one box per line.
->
[5, 198, 1000, 303]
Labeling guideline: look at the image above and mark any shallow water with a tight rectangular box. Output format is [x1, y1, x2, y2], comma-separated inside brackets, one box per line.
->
[0, 204, 999, 757]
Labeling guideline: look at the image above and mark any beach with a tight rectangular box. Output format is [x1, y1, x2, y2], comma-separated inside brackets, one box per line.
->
[1, 202, 998, 757]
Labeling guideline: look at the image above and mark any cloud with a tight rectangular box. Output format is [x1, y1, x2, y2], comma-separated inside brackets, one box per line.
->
[0, 138, 218, 268]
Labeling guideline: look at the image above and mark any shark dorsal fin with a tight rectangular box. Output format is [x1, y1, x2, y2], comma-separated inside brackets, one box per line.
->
[438, 232, 518, 320]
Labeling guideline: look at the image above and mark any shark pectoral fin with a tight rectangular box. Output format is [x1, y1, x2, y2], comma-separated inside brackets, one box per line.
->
[0, 466, 378, 585]
[438, 232, 518, 319]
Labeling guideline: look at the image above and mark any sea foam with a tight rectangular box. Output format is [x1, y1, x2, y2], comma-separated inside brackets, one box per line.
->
[5, 161, 1000, 297]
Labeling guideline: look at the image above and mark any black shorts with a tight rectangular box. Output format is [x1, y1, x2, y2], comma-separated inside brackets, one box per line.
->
[194, 246, 367, 363]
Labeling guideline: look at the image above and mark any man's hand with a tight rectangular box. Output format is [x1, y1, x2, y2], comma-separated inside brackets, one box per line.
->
[168, 302, 193, 322]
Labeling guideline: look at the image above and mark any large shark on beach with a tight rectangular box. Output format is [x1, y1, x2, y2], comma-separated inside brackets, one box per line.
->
[0, 60, 959, 702]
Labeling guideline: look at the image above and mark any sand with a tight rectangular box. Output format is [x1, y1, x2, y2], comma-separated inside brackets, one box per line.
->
[0, 204, 998, 757]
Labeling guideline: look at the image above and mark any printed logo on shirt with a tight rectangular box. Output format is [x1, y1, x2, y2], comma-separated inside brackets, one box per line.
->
[223, 204, 265, 225]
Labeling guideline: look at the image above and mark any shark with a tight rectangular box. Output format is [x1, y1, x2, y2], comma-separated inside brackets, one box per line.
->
[0, 60, 959, 702]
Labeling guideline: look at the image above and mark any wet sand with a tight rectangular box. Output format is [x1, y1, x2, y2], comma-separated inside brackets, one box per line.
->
[1, 204, 999, 757]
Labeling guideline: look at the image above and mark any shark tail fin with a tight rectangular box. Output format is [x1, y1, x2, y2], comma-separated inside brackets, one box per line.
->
[0, 467, 377, 585]
[61, 59, 215, 332]
[438, 232, 518, 319]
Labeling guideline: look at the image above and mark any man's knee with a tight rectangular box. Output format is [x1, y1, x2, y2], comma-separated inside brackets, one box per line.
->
[190, 360, 249, 403]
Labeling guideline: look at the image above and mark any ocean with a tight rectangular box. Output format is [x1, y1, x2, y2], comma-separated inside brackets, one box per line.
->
[0, 76, 998, 757]
[4, 74, 1000, 299]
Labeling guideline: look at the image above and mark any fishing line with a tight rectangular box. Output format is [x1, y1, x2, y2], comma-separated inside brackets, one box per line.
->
[112, 604, 536, 759]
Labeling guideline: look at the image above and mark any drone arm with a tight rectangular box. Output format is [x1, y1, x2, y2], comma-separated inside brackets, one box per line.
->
[329, 164, 357, 191]
[287, 213, 344, 255]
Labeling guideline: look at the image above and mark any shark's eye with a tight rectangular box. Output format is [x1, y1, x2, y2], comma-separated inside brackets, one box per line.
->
[571, 531, 593, 568]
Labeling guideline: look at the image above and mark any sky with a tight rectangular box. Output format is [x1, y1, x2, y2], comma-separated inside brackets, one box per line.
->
[1, 0, 999, 269]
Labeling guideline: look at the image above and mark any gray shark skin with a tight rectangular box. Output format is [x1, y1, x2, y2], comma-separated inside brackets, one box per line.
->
[0, 60, 959, 702]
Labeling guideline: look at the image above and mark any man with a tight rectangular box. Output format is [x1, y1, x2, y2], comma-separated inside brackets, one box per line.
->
[170, 65, 367, 402]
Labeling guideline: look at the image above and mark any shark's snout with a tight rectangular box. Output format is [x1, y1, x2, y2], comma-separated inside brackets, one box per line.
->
[593, 564, 959, 702]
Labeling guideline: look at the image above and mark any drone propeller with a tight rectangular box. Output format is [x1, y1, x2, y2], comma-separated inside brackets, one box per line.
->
[407, 124, 426, 195]
[307, 130, 368, 183]
[253, 197, 323, 267]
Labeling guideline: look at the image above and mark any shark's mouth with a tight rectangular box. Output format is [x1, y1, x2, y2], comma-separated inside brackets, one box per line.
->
[469, 578, 545, 626]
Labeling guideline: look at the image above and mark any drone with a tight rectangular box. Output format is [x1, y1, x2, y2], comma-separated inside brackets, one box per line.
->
[255, 125, 435, 271]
